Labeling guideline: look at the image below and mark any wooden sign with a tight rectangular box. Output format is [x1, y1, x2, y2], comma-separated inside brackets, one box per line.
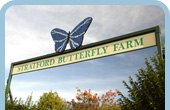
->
[11, 26, 161, 75]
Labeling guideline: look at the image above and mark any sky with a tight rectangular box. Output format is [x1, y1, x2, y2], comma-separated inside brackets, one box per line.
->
[5, 5, 165, 102]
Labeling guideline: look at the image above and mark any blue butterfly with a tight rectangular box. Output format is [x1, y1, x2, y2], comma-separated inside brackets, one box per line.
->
[51, 17, 93, 53]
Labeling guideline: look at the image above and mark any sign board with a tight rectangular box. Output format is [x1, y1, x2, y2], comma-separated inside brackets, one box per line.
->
[11, 26, 162, 75]
[6, 26, 162, 100]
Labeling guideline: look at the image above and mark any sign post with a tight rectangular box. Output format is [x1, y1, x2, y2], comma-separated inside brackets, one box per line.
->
[5, 26, 162, 101]
[5, 65, 13, 103]
[155, 26, 163, 58]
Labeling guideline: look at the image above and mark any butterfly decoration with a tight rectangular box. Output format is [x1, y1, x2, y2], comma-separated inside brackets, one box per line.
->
[51, 17, 93, 53]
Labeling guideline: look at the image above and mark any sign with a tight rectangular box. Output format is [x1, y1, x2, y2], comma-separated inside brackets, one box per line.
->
[12, 31, 157, 75]
[6, 26, 162, 101]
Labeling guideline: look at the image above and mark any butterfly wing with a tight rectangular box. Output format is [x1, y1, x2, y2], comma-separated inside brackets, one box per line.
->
[51, 28, 68, 52]
[69, 17, 92, 50]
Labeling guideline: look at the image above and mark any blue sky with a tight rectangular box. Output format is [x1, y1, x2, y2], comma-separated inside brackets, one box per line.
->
[5, 5, 165, 102]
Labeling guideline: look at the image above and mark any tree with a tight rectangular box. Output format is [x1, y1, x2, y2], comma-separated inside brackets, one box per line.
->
[5, 92, 36, 110]
[5, 91, 65, 110]
[37, 91, 64, 110]
[65, 88, 121, 110]
[119, 52, 165, 110]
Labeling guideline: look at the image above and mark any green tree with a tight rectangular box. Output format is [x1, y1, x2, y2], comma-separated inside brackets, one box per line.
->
[5, 92, 36, 110]
[119, 52, 165, 110]
[5, 90, 66, 110]
[37, 91, 64, 110]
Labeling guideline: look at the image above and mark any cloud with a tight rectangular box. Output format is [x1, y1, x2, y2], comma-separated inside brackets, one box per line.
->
[5, 5, 164, 102]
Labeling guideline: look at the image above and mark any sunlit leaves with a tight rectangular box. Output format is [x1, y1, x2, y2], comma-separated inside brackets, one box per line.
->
[119, 52, 165, 110]
[65, 88, 121, 110]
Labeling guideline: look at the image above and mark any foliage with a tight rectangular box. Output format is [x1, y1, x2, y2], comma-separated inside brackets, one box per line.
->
[5, 92, 37, 110]
[5, 91, 64, 110]
[6, 89, 121, 110]
[65, 88, 122, 110]
[37, 91, 64, 110]
[119, 53, 165, 110]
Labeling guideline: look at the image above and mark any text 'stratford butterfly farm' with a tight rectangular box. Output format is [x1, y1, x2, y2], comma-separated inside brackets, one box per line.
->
[6, 17, 163, 103]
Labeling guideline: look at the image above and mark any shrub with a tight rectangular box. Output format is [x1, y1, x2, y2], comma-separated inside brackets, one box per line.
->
[5, 91, 64, 110]
[5, 92, 36, 110]
[37, 91, 64, 110]
[119, 53, 165, 110]
[65, 88, 122, 110]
